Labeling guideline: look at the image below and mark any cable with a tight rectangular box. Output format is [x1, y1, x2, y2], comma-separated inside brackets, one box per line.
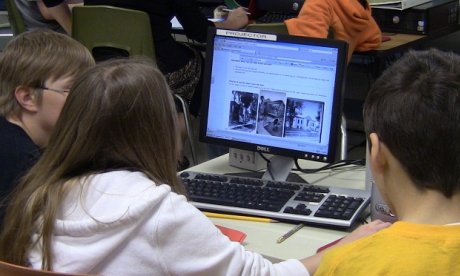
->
[257, 152, 275, 180]
[293, 158, 365, 174]
[257, 152, 364, 176]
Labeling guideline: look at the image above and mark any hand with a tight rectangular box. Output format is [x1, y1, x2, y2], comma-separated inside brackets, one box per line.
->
[337, 219, 392, 246]
[214, 7, 248, 30]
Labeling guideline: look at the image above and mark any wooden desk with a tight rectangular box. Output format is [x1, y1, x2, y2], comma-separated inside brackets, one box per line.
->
[369, 33, 426, 54]
[350, 32, 427, 79]
[351, 26, 459, 77]
[184, 154, 367, 262]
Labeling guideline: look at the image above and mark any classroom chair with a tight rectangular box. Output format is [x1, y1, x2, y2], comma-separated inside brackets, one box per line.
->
[72, 5, 198, 166]
[0, 260, 88, 276]
[224, 0, 241, 9]
[5, 0, 26, 35]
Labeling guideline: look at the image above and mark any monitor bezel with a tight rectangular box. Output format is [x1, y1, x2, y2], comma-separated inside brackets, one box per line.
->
[199, 27, 348, 163]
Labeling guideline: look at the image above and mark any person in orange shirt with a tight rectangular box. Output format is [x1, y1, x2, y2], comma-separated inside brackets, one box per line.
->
[285, 0, 381, 61]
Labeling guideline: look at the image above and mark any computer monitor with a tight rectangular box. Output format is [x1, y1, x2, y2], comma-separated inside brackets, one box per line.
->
[199, 28, 348, 181]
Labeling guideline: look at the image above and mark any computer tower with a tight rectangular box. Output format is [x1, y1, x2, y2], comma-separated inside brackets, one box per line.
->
[371, 0, 459, 35]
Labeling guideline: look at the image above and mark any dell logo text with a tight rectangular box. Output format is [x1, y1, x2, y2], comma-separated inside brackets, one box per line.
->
[257, 146, 270, 153]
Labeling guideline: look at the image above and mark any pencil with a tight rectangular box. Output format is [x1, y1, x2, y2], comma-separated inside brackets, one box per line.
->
[222, 8, 251, 15]
[203, 211, 278, 223]
[276, 223, 304, 243]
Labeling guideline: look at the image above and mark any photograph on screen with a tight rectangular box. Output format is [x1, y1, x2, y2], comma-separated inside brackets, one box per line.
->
[256, 90, 286, 137]
[284, 98, 324, 143]
[228, 90, 258, 132]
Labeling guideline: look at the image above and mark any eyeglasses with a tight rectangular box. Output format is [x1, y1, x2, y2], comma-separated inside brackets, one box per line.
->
[37, 86, 70, 94]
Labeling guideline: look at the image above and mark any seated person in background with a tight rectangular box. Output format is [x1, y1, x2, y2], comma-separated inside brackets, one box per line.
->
[16, 0, 77, 34]
[0, 29, 95, 223]
[315, 48, 460, 275]
[285, 0, 381, 61]
[0, 58, 389, 275]
[84, 0, 249, 115]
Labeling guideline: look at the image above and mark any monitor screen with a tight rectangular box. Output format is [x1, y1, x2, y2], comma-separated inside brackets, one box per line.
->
[200, 28, 348, 168]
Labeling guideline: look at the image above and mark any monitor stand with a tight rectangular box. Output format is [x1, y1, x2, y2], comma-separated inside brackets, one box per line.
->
[226, 155, 308, 183]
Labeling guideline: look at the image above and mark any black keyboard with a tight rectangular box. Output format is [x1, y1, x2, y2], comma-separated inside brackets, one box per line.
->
[180, 171, 370, 228]
[256, 12, 297, 23]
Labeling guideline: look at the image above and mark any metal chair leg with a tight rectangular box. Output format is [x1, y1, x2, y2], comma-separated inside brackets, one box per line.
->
[340, 114, 348, 161]
[174, 94, 198, 166]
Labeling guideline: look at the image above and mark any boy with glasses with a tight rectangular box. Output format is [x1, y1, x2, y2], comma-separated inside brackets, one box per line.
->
[0, 29, 94, 221]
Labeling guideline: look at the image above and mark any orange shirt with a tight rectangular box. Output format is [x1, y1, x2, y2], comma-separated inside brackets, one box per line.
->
[285, 0, 381, 61]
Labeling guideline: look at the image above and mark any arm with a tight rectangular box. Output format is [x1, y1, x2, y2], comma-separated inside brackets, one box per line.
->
[37, 0, 72, 34]
[284, 0, 332, 38]
[300, 220, 391, 274]
[173, 0, 214, 43]
[214, 7, 249, 30]
[154, 192, 308, 275]
[175, 2, 248, 43]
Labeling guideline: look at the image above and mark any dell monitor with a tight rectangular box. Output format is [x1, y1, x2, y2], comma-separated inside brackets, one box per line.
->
[199, 28, 348, 181]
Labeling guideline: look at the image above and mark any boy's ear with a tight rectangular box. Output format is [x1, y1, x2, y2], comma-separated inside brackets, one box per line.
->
[15, 86, 39, 112]
[369, 133, 388, 174]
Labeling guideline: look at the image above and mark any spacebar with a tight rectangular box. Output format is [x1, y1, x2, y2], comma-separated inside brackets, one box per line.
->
[190, 195, 235, 206]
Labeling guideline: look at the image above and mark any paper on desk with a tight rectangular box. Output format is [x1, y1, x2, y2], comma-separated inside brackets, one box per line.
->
[171, 16, 224, 30]
[216, 225, 247, 243]
[369, 0, 430, 10]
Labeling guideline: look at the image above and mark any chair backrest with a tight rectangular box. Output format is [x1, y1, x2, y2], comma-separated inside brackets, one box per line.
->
[245, 22, 288, 34]
[224, 0, 241, 9]
[72, 5, 198, 165]
[5, 0, 26, 35]
[0, 260, 87, 276]
[71, 5, 155, 63]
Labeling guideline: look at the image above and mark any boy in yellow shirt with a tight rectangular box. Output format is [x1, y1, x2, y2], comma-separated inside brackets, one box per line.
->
[315, 49, 460, 275]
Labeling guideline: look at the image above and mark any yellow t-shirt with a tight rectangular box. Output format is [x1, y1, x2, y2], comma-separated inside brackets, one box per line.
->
[315, 221, 460, 275]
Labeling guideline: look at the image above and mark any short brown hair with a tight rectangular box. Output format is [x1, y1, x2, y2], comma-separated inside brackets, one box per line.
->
[0, 29, 95, 116]
[364, 49, 460, 197]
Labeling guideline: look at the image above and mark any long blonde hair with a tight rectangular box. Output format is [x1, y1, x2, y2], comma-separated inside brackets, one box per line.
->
[0, 58, 182, 270]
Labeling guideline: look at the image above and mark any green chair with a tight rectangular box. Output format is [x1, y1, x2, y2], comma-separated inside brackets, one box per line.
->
[72, 5, 155, 63]
[245, 22, 288, 35]
[224, 0, 241, 9]
[5, 0, 26, 35]
[72, 5, 198, 165]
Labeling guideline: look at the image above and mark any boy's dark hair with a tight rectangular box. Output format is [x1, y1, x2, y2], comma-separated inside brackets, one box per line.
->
[363, 49, 460, 197]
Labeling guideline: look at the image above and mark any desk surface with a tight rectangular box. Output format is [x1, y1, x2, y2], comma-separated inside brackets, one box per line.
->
[377, 33, 425, 51]
[185, 154, 367, 262]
